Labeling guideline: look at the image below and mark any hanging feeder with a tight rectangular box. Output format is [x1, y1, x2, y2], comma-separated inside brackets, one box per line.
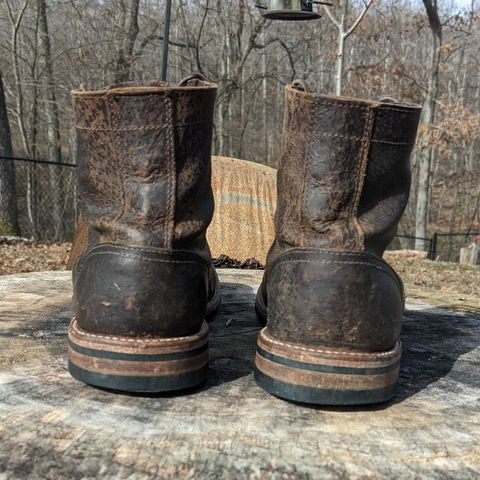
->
[258, 0, 332, 21]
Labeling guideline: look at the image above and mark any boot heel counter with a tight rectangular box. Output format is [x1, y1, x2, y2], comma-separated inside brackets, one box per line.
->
[267, 250, 404, 351]
[73, 244, 209, 337]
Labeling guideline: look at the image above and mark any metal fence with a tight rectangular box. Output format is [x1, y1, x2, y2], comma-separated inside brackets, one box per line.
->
[430, 232, 480, 263]
[2, 157, 479, 261]
[387, 234, 433, 255]
[5, 157, 78, 242]
[386, 233, 480, 262]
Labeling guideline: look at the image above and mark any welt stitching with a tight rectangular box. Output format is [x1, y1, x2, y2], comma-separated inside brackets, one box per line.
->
[262, 329, 401, 358]
[269, 258, 401, 287]
[71, 319, 208, 344]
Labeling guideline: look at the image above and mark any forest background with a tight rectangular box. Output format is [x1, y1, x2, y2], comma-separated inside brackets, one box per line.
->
[0, 0, 478, 254]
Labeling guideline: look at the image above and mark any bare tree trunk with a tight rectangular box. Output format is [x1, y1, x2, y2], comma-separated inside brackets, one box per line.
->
[38, 0, 63, 240]
[414, 0, 442, 250]
[28, 2, 41, 238]
[0, 68, 20, 236]
[6, 0, 31, 156]
[114, 0, 140, 83]
[335, 0, 348, 96]
[324, 0, 373, 96]
[262, 37, 269, 165]
[38, 0, 62, 166]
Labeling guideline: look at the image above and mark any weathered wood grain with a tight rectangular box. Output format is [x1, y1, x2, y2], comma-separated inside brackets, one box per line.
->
[0, 270, 479, 479]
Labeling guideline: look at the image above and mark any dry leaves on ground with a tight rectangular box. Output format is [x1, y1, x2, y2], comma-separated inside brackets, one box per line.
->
[0, 241, 71, 275]
[385, 253, 480, 298]
[385, 252, 480, 313]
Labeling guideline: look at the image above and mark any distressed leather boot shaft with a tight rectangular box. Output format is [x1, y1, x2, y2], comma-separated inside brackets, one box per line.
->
[255, 81, 421, 405]
[68, 76, 220, 393]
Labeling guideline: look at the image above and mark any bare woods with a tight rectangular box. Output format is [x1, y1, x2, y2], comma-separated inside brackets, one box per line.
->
[0, 0, 478, 242]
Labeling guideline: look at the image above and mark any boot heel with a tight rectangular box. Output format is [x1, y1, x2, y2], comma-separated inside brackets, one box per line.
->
[68, 319, 208, 393]
[255, 328, 401, 405]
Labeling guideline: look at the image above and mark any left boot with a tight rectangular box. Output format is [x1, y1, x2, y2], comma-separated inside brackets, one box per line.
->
[68, 76, 220, 393]
[255, 81, 421, 405]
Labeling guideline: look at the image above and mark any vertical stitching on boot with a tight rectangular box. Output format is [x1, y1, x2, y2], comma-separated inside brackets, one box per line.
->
[165, 95, 175, 249]
[107, 95, 127, 224]
[278, 93, 290, 245]
[349, 109, 368, 221]
[299, 98, 313, 246]
[352, 107, 375, 249]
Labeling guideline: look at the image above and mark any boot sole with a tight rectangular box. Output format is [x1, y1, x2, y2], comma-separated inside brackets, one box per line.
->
[68, 319, 209, 393]
[254, 328, 401, 405]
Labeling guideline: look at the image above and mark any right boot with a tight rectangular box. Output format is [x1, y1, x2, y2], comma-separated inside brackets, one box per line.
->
[68, 75, 220, 393]
[254, 81, 421, 405]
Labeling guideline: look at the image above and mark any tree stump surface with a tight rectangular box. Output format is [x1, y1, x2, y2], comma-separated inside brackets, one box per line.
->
[0, 270, 479, 479]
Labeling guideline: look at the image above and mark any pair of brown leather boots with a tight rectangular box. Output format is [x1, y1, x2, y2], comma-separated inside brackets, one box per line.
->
[68, 75, 421, 405]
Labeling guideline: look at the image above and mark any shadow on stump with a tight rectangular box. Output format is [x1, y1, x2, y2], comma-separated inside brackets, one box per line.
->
[6, 279, 479, 405]
[204, 281, 261, 389]
[395, 307, 480, 403]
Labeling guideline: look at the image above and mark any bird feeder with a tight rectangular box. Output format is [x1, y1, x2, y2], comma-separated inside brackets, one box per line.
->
[260, 0, 330, 21]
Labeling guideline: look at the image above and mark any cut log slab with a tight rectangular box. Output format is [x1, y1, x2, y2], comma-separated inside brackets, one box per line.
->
[1, 270, 480, 479]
